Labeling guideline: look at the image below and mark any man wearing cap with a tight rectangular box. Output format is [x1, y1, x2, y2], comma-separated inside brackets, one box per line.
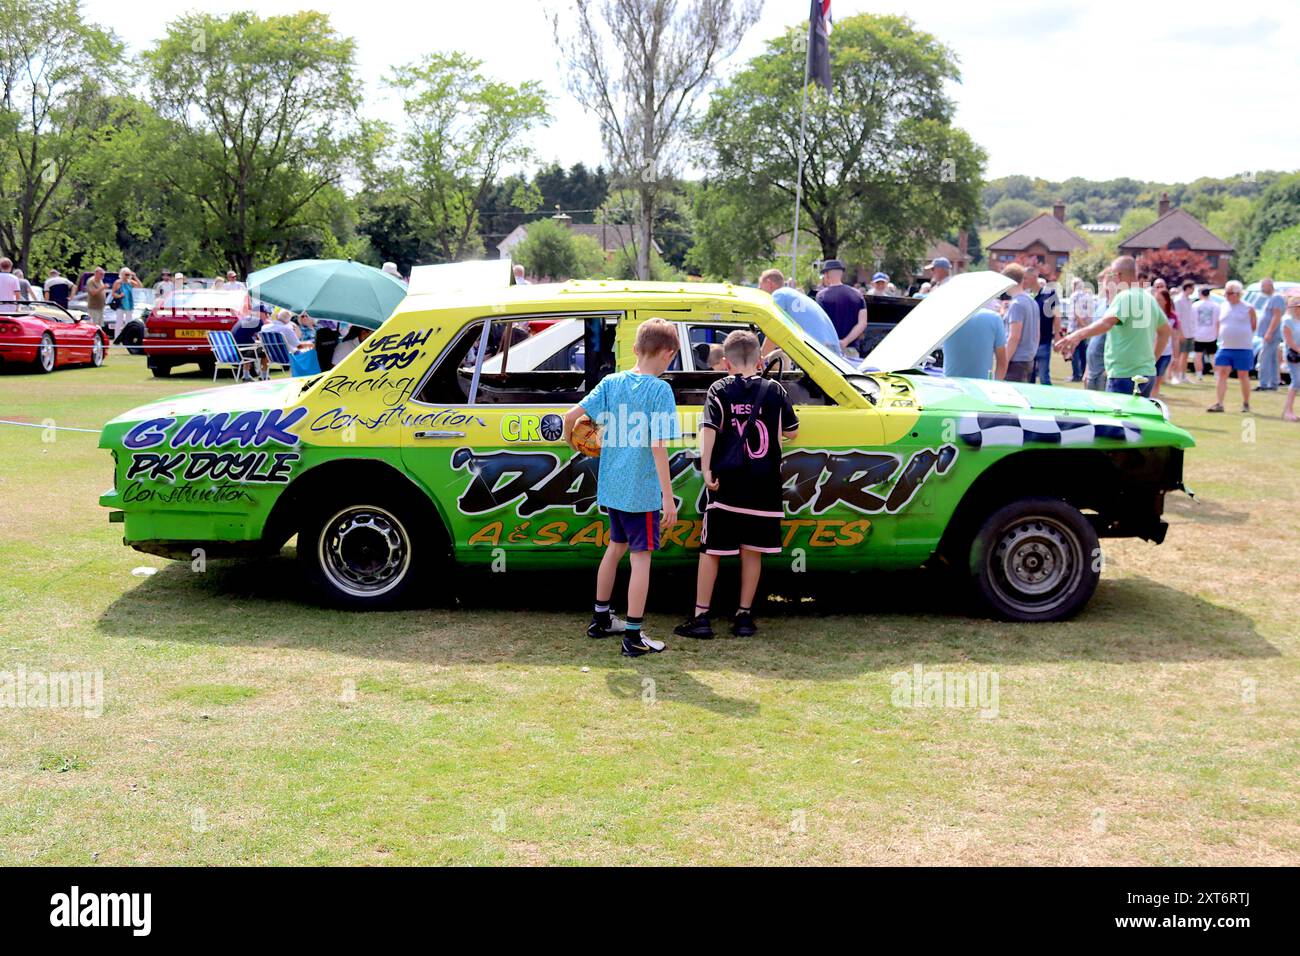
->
[869, 272, 893, 296]
[927, 256, 952, 289]
[815, 259, 868, 354]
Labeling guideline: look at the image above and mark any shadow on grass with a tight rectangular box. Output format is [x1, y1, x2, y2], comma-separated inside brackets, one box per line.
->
[1164, 494, 1250, 526]
[96, 551, 1279, 688]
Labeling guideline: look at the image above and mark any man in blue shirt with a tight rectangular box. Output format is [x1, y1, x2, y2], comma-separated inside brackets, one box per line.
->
[815, 259, 868, 353]
[943, 303, 1008, 379]
[1002, 263, 1040, 382]
[1256, 278, 1287, 391]
[759, 269, 842, 356]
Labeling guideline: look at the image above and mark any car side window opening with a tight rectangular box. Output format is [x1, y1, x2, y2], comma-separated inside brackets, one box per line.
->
[658, 318, 830, 408]
[414, 313, 619, 407]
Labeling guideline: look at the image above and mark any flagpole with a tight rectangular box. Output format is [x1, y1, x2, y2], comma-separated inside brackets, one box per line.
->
[791, 33, 812, 282]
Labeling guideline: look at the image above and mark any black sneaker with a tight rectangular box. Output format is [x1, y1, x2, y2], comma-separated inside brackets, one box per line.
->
[621, 632, 666, 657]
[587, 615, 626, 639]
[732, 611, 758, 637]
[673, 615, 714, 639]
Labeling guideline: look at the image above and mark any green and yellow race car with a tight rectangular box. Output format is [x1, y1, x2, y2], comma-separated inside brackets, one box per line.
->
[98, 263, 1193, 621]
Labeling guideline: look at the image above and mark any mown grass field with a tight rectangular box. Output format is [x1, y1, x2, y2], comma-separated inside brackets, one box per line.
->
[1, 352, 1296, 865]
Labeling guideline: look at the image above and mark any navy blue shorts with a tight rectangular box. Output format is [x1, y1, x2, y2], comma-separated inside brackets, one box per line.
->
[1214, 348, 1253, 372]
[608, 508, 660, 552]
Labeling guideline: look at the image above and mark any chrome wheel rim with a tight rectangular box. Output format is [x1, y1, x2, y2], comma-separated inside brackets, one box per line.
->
[318, 505, 410, 598]
[40, 337, 54, 371]
[988, 515, 1083, 615]
[92, 337, 103, 365]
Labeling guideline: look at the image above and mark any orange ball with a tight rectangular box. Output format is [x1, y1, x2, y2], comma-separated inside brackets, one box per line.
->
[570, 416, 602, 458]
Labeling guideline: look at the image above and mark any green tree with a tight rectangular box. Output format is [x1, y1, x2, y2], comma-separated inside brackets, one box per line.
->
[552, 0, 761, 280]
[0, 0, 122, 270]
[387, 52, 549, 263]
[511, 218, 606, 280]
[1237, 172, 1300, 273]
[692, 14, 985, 277]
[140, 11, 370, 276]
[1117, 206, 1158, 242]
[1204, 195, 1256, 253]
[988, 198, 1038, 230]
[1249, 224, 1300, 282]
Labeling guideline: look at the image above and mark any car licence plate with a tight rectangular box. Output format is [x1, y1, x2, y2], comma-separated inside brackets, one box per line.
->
[175, 329, 209, 338]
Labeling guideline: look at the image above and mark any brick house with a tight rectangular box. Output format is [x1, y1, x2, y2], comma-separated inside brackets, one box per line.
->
[986, 201, 1087, 280]
[1117, 194, 1233, 286]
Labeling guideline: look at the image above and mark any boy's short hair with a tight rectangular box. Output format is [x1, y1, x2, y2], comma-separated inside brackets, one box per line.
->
[634, 317, 679, 356]
[722, 329, 760, 366]
[706, 344, 725, 367]
[1002, 263, 1025, 283]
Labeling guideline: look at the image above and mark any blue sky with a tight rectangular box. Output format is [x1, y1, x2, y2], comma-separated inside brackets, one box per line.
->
[88, 0, 1299, 184]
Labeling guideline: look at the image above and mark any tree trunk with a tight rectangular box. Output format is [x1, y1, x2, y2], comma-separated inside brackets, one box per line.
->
[637, 186, 653, 280]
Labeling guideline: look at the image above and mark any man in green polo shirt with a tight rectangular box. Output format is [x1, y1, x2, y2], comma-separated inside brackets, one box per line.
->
[1055, 256, 1169, 398]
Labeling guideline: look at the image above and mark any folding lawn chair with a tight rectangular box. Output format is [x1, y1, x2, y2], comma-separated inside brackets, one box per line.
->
[207, 329, 253, 382]
[259, 331, 293, 380]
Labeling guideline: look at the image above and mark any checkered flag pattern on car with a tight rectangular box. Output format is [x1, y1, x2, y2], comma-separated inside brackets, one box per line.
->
[956, 413, 1142, 448]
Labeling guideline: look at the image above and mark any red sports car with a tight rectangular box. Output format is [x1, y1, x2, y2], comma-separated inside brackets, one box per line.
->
[0, 300, 108, 373]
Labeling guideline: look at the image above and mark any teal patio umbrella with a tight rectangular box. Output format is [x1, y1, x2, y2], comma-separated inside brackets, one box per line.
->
[246, 259, 407, 329]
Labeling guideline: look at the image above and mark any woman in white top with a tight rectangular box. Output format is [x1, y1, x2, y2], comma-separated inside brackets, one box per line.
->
[1208, 281, 1258, 414]
[1282, 295, 1300, 422]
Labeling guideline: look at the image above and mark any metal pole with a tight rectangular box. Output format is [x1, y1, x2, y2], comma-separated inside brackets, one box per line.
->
[792, 43, 812, 282]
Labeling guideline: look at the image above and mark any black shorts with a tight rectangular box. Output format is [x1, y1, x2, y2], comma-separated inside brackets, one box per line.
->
[701, 504, 782, 555]
[1193, 340, 1218, 354]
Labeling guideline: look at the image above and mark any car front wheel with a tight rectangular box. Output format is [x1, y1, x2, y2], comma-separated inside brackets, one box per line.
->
[299, 498, 427, 609]
[969, 498, 1099, 622]
[91, 333, 105, 367]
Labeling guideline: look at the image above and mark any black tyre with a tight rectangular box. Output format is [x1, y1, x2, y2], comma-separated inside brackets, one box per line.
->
[298, 487, 438, 610]
[969, 497, 1099, 622]
[90, 333, 106, 367]
[117, 321, 143, 355]
[36, 333, 55, 373]
[150, 363, 171, 378]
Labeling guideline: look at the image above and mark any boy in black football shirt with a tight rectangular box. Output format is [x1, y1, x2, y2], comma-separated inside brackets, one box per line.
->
[674, 330, 799, 638]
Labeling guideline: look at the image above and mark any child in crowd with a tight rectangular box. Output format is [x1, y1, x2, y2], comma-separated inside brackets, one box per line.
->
[675, 330, 799, 639]
[563, 318, 681, 657]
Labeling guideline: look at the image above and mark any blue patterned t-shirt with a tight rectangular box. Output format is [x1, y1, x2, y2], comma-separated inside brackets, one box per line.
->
[580, 371, 680, 513]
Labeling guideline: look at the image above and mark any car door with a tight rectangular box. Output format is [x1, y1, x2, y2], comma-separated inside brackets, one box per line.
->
[398, 310, 623, 569]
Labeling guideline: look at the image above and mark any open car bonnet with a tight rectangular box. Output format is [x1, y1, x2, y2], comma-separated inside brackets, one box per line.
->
[407, 259, 515, 297]
[860, 270, 1017, 373]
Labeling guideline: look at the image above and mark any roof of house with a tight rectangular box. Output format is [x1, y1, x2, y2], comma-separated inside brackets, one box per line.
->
[1117, 208, 1233, 253]
[987, 213, 1087, 254]
[924, 240, 965, 263]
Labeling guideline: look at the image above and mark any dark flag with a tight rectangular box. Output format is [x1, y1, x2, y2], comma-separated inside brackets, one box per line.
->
[807, 0, 832, 92]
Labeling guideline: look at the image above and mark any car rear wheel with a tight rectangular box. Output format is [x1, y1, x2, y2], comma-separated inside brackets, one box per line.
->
[150, 363, 171, 378]
[91, 334, 105, 367]
[36, 333, 55, 373]
[969, 498, 1099, 622]
[299, 493, 431, 609]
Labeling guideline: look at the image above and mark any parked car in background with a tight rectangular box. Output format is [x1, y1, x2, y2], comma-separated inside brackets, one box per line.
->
[144, 287, 253, 377]
[0, 300, 109, 373]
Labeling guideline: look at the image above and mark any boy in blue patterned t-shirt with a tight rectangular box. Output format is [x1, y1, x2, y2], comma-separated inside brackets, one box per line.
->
[562, 319, 680, 656]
